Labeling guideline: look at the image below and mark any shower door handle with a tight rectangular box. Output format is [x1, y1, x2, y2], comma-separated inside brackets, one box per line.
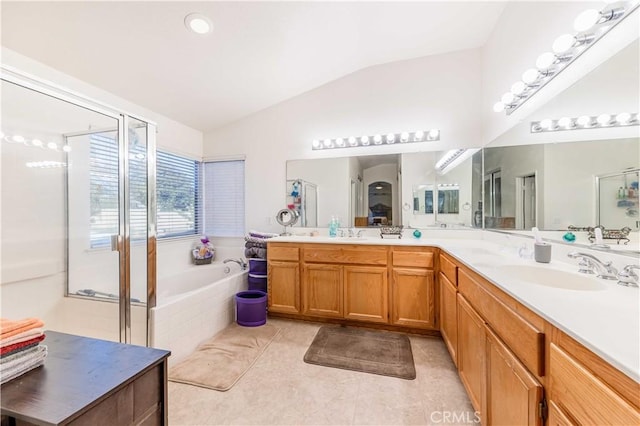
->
[111, 234, 120, 252]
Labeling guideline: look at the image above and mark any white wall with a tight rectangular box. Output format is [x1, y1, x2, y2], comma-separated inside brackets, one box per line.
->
[204, 48, 483, 232]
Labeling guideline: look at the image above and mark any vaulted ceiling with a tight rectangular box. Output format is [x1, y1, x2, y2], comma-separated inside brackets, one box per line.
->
[2, 1, 506, 132]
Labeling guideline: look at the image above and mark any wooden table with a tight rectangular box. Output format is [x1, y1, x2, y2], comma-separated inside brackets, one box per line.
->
[1, 331, 170, 425]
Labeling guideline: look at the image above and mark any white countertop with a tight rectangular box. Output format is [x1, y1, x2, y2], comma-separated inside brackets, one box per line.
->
[269, 235, 640, 382]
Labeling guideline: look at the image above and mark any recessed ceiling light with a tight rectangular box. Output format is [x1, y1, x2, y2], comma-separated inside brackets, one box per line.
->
[185, 13, 213, 35]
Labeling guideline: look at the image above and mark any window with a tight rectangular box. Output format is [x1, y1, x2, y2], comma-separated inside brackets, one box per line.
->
[156, 151, 200, 238]
[89, 133, 200, 247]
[203, 160, 245, 237]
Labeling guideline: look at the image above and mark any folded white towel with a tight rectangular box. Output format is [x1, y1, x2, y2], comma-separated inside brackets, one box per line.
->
[0, 345, 47, 384]
[0, 345, 40, 366]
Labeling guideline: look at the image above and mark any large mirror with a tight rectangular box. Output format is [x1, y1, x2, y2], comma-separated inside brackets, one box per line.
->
[286, 149, 482, 229]
[484, 38, 639, 252]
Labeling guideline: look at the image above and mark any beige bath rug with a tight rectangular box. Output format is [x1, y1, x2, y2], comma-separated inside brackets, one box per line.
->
[304, 326, 416, 380]
[168, 322, 280, 391]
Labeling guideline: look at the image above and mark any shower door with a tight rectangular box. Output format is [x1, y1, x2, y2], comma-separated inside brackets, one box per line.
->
[1, 70, 155, 345]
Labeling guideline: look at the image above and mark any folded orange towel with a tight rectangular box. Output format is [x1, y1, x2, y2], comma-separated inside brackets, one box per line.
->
[0, 318, 45, 339]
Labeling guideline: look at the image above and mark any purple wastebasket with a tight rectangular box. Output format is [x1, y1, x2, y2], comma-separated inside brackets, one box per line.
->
[235, 290, 268, 327]
[248, 273, 267, 292]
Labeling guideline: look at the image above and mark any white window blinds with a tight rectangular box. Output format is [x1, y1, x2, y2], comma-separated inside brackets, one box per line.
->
[203, 160, 245, 237]
[89, 133, 200, 247]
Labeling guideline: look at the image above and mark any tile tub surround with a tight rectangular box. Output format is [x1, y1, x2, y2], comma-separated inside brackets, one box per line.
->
[169, 318, 476, 425]
[269, 233, 640, 382]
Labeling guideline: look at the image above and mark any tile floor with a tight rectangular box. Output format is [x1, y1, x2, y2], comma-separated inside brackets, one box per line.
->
[169, 318, 477, 425]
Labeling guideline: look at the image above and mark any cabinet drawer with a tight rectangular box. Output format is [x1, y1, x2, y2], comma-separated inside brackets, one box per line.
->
[439, 253, 457, 285]
[303, 246, 387, 265]
[268, 245, 300, 261]
[133, 365, 162, 420]
[392, 248, 434, 268]
[458, 268, 544, 376]
[550, 343, 640, 425]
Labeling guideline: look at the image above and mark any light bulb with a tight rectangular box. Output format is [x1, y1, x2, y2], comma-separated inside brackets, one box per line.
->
[501, 92, 515, 105]
[400, 132, 409, 142]
[511, 81, 526, 95]
[577, 115, 592, 127]
[574, 9, 601, 32]
[348, 136, 358, 146]
[184, 13, 213, 35]
[615, 112, 632, 125]
[11, 135, 25, 143]
[386, 133, 395, 143]
[414, 130, 424, 141]
[522, 69, 540, 84]
[373, 134, 382, 144]
[335, 137, 345, 147]
[531, 123, 542, 133]
[323, 138, 333, 148]
[558, 117, 572, 128]
[493, 102, 505, 112]
[361, 135, 370, 146]
[62, 145, 72, 152]
[312, 139, 321, 149]
[31, 139, 43, 147]
[536, 52, 556, 70]
[47, 142, 58, 150]
[540, 119, 553, 130]
[552, 34, 576, 54]
[428, 129, 440, 140]
[596, 114, 611, 126]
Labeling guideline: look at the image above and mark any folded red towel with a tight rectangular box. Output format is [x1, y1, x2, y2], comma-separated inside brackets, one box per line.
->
[0, 335, 45, 356]
[0, 318, 44, 339]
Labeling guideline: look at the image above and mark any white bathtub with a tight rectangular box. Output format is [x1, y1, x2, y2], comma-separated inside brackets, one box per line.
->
[150, 263, 248, 365]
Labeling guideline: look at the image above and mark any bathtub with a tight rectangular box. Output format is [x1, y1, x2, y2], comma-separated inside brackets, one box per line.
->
[150, 263, 248, 365]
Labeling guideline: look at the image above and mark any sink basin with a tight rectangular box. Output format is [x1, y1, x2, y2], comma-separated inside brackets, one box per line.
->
[494, 265, 607, 291]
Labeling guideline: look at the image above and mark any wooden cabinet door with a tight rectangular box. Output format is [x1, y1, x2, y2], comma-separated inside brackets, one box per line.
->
[549, 343, 640, 425]
[343, 265, 388, 323]
[391, 268, 436, 329]
[485, 328, 543, 426]
[303, 264, 343, 318]
[267, 261, 300, 314]
[440, 272, 458, 366]
[547, 400, 577, 426]
[457, 294, 485, 416]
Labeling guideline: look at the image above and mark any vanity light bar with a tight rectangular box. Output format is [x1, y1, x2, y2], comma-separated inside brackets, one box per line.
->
[311, 129, 440, 150]
[25, 161, 67, 168]
[493, 1, 640, 115]
[530, 112, 638, 133]
[435, 148, 480, 175]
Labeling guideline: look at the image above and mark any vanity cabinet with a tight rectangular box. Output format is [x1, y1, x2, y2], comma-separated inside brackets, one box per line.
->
[548, 332, 640, 425]
[485, 328, 543, 426]
[302, 264, 343, 318]
[439, 253, 458, 365]
[302, 244, 389, 323]
[390, 247, 436, 329]
[267, 244, 301, 314]
[343, 265, 388, 323]
[456, 294, 486, 415]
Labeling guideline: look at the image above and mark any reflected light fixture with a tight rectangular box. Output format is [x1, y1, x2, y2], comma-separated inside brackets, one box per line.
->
[493, 2, 639, 115]
[531, 112, 638, 133]
[435, 148, 479, 175]
[184, 13, 213, 35]
[312, 129, 440, 150]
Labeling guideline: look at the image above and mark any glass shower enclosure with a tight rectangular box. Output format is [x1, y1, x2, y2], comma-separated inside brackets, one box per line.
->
[1, 66, 156, 345]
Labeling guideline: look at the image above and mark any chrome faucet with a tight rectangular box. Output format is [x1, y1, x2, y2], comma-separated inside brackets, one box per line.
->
[567, 252, 618, 280]
[223, 258, 248, 270]
[617, 264, 639, 287]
